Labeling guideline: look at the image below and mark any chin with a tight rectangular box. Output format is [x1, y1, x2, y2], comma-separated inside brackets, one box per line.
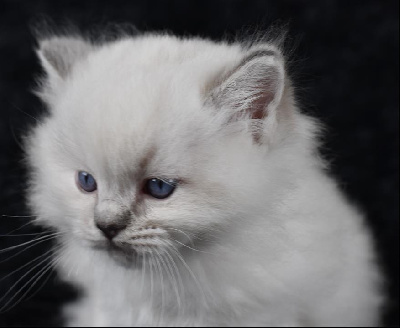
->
[88, 227, 175, 269]
[89, 239, 139, 268]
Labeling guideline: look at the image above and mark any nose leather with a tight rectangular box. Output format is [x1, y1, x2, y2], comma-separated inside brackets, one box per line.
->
[96, 223, 126, 240]
[94, 199, 131, 240]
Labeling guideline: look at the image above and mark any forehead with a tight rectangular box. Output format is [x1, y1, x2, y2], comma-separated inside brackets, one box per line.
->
[60, 36, 242, 115]
[51, 38, 240, 179]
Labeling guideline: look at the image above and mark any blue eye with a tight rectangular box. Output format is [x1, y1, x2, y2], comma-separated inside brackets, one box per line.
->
[77, 171, 97, 193]
[144, 178, 176, 199]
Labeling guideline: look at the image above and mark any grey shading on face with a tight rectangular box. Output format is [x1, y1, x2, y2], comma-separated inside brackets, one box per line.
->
[33, 35, 285, 264]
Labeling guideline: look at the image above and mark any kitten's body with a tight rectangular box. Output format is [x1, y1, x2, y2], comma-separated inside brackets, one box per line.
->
[26, 33, 383, 326]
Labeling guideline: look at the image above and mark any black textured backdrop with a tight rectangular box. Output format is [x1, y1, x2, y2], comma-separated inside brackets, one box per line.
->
[0, 0, 398, 326]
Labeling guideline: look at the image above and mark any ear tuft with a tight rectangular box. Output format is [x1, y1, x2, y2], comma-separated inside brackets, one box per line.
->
[35, 36, 94, 105]
[37, 36, 94, 79]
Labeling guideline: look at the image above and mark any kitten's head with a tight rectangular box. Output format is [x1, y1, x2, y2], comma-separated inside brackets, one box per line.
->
[26, 33, 315, 262]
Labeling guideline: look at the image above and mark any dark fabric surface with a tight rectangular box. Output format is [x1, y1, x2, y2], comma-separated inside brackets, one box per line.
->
[0, 0, 398, 326]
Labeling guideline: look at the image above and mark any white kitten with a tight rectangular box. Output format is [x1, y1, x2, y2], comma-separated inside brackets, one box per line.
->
[25, 32, 384, 326]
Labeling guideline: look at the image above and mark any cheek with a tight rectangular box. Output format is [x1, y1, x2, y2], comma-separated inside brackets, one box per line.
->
[147, 187, 234, 232]
[73, 198, 97, 233]
[32, 166, 98, 234]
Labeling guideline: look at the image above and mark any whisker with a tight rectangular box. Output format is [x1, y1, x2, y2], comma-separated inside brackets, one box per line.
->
[9, 122, 25, 152]
[172, 239, 214, 255]
[165, 241, 208, 306]
[141, 252, 147, 294]
[153, 254, 165, 324]
[23, 265, 55, 303]
[155, 248, 181, 309]
[0, 234, 60, 265]
[62, 244, 79, 281]
[9, 101, 40, 123]
[0, 232, 63, 255]
[1, 215, 36, 218]
[25, 244, 71, 303]
[2, 221, 36, 236]
[0, 263, 52, 313]
[0, 246, 60, 282]
[0, 249, 56, 306]
[66, 252, 76, 278]
[163, 247, 185, 310]
[149, 250, 154, 308]
[163, 247, 186, 316]
[165, 228, 197, 246]
[0, 233, 48, 237]
[0, 249, 64, 313]
[162, 247, 184, 293]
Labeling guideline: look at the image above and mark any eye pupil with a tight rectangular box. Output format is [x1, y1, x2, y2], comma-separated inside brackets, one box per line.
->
[145, 178, 176, 199]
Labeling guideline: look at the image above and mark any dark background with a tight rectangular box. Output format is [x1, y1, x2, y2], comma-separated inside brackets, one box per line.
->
[0, 0, 398, 326]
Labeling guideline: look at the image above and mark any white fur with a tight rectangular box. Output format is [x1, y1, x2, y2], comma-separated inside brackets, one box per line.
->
[26, 33, 383, 326]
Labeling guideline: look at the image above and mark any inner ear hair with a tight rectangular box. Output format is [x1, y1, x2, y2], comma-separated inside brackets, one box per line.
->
[208, 45, 285, 122]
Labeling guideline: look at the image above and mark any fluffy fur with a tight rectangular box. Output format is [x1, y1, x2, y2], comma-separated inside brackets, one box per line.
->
[26, 32, 383, 326]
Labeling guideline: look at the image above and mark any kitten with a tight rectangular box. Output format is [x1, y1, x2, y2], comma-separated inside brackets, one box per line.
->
[25, 31, 384, 326]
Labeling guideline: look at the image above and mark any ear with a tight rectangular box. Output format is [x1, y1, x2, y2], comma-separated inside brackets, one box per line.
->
[36, 36, 94, 102]
[207, 47, 286, 142]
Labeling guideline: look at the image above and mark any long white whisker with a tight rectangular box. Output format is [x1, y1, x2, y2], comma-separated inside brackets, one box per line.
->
[154, 253, 165, 325]
[25, 244, 70, 303]
[163, 247, 185, 316]
[141, 252, 147, 294]
[2, 221, 36, 236]
[24, 265, 54, 303]
[65, 251, 76, 279]
[0, 247, 65, 313]
[9, 101, 39, 123]
[0, 263, 53, 313]
[1, 215, 36, 218]
[0, 233, 48, 237]
[0, 233, 63, 255]
[0, 249, 56, 306]
[0, 234, 62, 264]
[0, 245, 61, 283]
[165, 228, 196, 246]
[172, 239, 214, 255]
[163, 247, 184, 295]
[155, 248, 181, 309]
[149, 250, 154, 308]
[165, 241, 207, 306]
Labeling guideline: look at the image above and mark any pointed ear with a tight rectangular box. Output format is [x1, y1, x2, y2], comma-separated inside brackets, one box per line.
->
[36, 36, 94, 103]
[207, 47, 286, 141]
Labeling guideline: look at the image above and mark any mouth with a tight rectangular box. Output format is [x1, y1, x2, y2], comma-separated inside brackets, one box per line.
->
[92, 226, 170, 267]
[107, 242, 140, 266]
